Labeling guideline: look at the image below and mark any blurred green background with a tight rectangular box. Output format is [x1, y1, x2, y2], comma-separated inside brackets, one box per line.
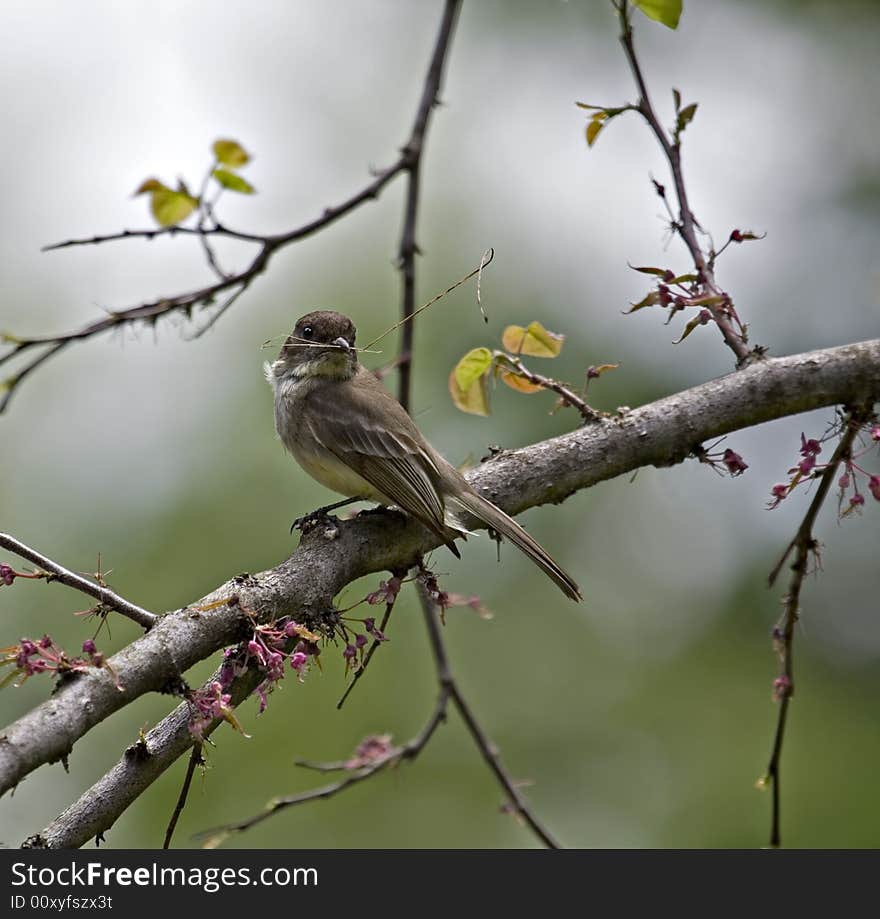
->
[1, 0, 878, 849]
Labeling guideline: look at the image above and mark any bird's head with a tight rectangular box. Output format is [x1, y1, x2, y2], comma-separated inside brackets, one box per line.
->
[268, 310, 358, 382]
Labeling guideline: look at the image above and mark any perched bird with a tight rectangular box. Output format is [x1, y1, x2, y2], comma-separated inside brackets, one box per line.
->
[265, 310, 581, 601]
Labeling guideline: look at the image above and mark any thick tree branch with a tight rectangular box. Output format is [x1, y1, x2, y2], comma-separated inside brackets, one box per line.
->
[2, 338, 878, 810]
[22, 655, 269, 849]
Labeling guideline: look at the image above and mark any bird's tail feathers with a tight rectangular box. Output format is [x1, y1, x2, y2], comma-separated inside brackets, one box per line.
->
[447, 492, 582, 602]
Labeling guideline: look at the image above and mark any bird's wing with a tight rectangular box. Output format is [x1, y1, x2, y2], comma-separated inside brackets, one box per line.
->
[303, 370, 449, 537]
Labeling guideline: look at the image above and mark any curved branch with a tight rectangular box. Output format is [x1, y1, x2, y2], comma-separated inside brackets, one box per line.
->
[2, 339, 878, 807]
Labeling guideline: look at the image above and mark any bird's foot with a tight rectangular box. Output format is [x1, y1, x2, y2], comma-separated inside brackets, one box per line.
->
[290, 497, 363, 535]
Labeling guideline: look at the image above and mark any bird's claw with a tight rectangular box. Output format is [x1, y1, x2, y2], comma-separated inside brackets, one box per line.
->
[290, 497, 363, 534]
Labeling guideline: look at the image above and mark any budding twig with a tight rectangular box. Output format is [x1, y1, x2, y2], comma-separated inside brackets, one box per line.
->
[761, 408, 868, 848]
[615, 1, 754, 366]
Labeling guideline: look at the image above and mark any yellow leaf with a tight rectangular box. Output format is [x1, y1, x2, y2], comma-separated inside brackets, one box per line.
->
[498, 369, 544, 393]
[586, 118, 605, 147]
[501, 321, 564, 358]
[449, 368, 490, 416]
[213, 138, 250, 167]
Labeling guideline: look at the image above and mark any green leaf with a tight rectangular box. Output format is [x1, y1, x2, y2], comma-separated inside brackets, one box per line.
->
[629, 265, 668, 277]
[133, 178, 199, 227]
[212, 138, 250, 167]
[672, 314, 704, 344]
[623, 291, 660, 314]
[634, 0, 682, 30]
[449, 349, 492, 416]
[453, 347, 493, 391]
[212, 168, 256, 194]
[152, 189, 198, 227]
[676, 102, 698, 135]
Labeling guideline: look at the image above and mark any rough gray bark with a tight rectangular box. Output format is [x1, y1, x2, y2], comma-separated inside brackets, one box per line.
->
[3, 338, 879, 843]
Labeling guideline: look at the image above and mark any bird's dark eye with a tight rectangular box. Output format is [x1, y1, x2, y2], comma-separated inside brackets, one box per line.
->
[301, 326, 313, 340]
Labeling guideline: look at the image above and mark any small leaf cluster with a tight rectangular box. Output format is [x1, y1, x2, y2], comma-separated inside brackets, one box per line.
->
[624, 264, 746, 345]
[449, 322, 564, 416]
[134, 138, 254, 227]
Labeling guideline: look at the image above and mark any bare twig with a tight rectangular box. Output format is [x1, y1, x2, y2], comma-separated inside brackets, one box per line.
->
[416, 580, 562, 848]
[615, 1, 753, 366]
[395, 0, 461, 411]
[195, 687, 451, 845]
[42, 223, 269, 251]
[499, 355, 604, 424]
[163, 742, 203, 849]
[185, 284, 249, 340]
[0, 533, 157, 630]
[761, 409, 867, 848]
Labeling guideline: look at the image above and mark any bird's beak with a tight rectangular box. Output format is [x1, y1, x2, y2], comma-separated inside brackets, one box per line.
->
[332, 337, 351, 352]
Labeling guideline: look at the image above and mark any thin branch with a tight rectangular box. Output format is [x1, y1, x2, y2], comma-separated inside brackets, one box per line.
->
[163, 742, 203, 849]
[0, 533, 157, 630]
[42, 223, 269, 251]
[616, 2, 753, 366]
[396, 0, 461, 411]
[500, 355, 604, 424]
[416, 580, 561, 848]
[762, 409, 867, 849]
[185, 283, 248, 341]
[194, 688, 451, 845]
[11, 338, 880, 840]
[336, 599, 395, 710]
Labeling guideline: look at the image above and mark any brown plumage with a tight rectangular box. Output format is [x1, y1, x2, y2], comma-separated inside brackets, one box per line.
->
[266, 310, 582, 601]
